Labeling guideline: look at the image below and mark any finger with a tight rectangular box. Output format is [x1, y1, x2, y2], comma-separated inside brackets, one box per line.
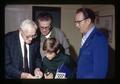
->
[27, 74, 34, 78]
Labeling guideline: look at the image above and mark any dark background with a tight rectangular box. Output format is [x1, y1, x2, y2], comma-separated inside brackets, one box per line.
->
[32, 6, 61, 28]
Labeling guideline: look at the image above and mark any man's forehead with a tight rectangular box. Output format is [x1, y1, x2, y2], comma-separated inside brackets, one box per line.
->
[75, 12, 84, 19]
[39, 19, 51, 22]
[38, 17, 51, 21]
[76, 12, 84, 17]
[39, 20, 51, 25]
[24, 27, 36, 34]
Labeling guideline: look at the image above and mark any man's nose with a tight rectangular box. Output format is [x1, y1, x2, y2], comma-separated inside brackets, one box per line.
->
[42, 29, 46, 31]
[76, 23, 79, 28]
[29, 37, 33, 41]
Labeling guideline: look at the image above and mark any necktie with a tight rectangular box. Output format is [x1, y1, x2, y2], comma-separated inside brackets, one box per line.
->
[23, 42, 29, 72]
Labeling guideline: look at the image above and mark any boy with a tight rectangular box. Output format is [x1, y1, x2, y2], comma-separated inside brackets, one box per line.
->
[42, 37, 73, 79]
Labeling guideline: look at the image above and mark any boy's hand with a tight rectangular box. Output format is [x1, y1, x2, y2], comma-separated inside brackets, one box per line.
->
[44, 72, 54, 79]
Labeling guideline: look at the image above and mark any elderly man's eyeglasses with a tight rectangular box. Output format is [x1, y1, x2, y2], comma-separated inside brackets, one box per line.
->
[75, 18, 88, 24]
[21, 30, 37, 39]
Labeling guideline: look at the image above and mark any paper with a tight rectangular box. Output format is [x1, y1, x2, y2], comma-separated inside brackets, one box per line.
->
[55, 72, 66, 79]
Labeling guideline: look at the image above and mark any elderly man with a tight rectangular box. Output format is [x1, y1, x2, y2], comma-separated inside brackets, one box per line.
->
[36, 12, 70, 59]
[5, 19, 43, 79]
[74, 8, 108, 79]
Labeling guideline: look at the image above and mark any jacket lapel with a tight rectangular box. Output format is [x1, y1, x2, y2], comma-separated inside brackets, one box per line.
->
[81, 28, 97, 49]
[14, 31, 23, 69]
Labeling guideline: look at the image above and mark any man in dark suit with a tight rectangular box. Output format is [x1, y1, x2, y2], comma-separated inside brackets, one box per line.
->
[5, 19, 43, 79]
[74, 8, 108, 79]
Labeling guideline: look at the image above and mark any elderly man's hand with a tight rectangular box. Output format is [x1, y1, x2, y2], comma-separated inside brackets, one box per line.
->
[21, 72, 35, 79]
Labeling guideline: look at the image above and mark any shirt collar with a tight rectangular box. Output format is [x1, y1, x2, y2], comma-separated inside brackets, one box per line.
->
[45, 31, 52, 38]
[19, 31, 24, 43]
[82, 25, 95, 41]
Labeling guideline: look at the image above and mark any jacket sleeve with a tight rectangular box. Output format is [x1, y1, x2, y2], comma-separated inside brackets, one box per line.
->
[59, 31, 70, 55]
[34, 41, 42, 69]
[93, 36, 108, 78]
[5, 36, 21, 78]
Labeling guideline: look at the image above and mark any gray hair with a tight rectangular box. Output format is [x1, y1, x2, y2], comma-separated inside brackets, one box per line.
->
[20, 19, 37, 31]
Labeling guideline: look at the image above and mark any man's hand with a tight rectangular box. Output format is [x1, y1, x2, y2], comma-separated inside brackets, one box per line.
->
[34, 68, 43, 79]
[21, 72, 35, 79]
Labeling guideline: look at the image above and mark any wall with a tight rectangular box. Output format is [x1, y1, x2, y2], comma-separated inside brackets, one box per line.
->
[5, 5, 32, 33]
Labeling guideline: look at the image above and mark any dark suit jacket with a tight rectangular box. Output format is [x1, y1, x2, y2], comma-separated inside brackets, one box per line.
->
[76, 27, 108, 79]
[5, 30, 42, 79]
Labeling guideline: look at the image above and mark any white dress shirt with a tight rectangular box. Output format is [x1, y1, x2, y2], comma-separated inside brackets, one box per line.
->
[81, 26, 95, 47]
[45, 31, 52, 38]
[19, 32, 30, 68]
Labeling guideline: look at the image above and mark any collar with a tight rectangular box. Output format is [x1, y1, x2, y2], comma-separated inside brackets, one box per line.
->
[82, 25, 95, 42]
[45, 31, 52, 38]
[19, 31, 24, 43]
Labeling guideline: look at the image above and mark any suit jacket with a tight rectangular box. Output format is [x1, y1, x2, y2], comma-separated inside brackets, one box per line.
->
[76, 27, 108, 79]
[5, 30, 42, 79]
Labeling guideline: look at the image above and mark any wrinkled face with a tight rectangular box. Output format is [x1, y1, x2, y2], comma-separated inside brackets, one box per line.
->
[21, 25, 37, 44]
[44, 52, 56, 60]
[38, 20, 51, 36]
[75, 12, 90, 34]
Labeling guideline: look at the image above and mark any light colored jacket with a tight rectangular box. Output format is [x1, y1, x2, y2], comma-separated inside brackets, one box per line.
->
[40, 27, 70, 59]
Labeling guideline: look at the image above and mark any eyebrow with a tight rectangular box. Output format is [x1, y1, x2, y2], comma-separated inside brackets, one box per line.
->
[74, 18, 88, 23]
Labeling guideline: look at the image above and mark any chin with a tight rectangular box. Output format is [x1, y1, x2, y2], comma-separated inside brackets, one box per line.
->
[80, 30, 84, 33]
[48, 58, 53, 60]
[44, 34, 48, 36]
[26, 41, 31, 44]
[42, 33, 47, 36]
[80, 31, 83, 33]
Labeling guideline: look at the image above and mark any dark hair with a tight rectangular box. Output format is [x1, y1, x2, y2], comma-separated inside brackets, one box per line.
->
[43, 37, 60, 54]
[37, 12, 53, 22]
[76, 8, 95, 23]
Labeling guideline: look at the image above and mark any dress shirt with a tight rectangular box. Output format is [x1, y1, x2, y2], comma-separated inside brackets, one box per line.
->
[19, 32, 30, 68]
[81, 26, 95, 47]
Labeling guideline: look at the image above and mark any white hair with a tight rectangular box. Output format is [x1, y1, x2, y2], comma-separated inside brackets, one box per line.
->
[20, 19, 37, 31]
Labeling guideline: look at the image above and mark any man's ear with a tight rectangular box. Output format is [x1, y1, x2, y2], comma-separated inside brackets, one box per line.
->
[56, 49, 60, 54]
[86, 18, 91, 24]
[87, 18, 91, 23]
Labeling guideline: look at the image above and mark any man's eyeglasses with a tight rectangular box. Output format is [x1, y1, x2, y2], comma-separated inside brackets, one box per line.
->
[21, 30, 37, 39]
[74, 18, 88, 24]
[40, 26, 50, 30]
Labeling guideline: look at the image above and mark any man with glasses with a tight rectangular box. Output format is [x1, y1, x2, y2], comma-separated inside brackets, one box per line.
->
[36, 12, 71, 59]
[5, 19, 43, 79]
[75, 8, 108, 79]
